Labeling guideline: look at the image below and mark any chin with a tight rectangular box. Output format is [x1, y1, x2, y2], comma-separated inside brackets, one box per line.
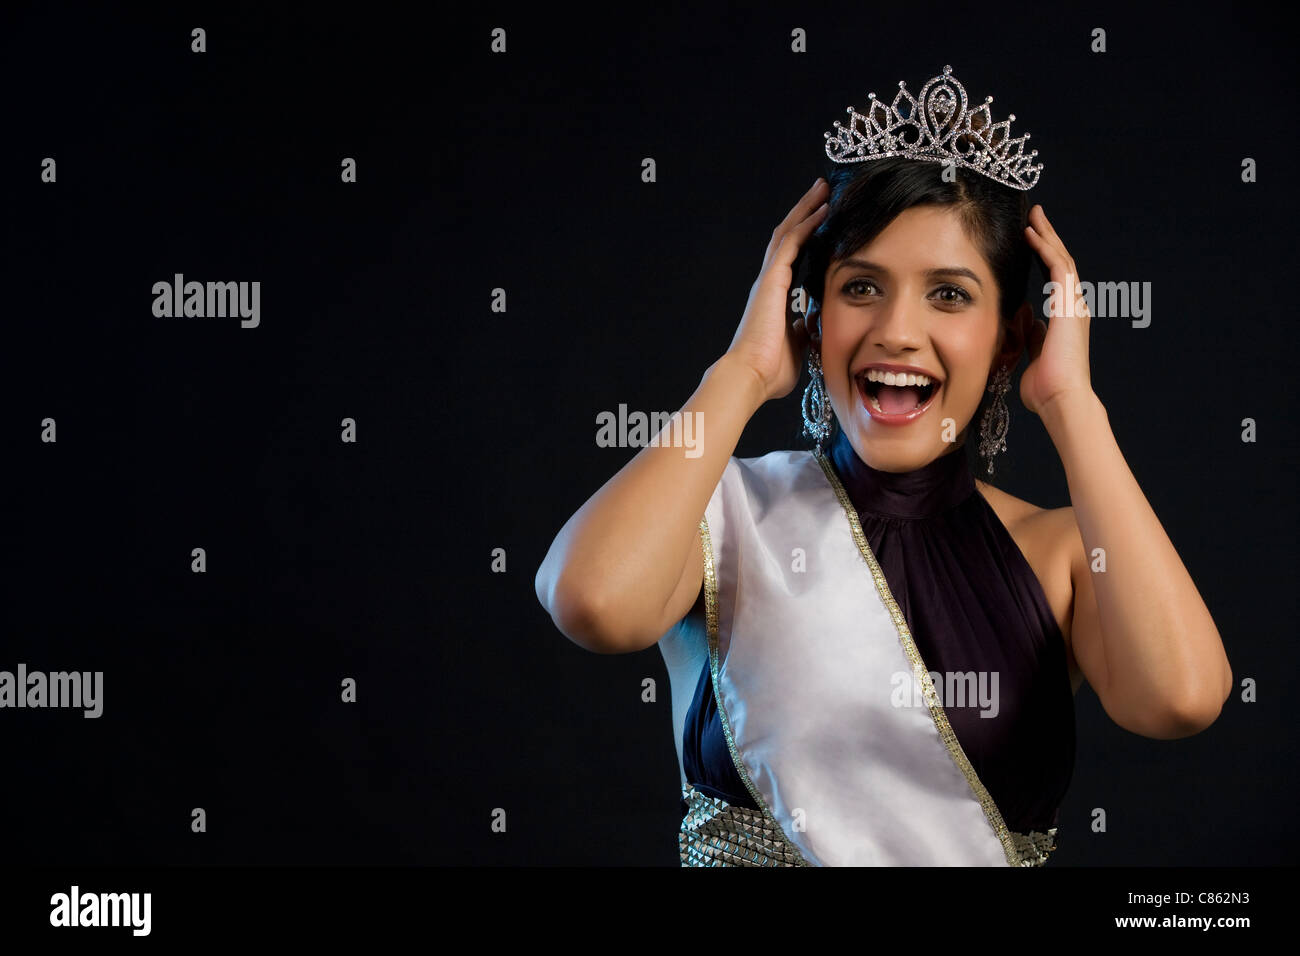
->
[842, 424, 944, 473]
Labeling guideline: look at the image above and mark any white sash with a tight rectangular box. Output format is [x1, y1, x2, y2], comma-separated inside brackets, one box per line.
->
[697, 448, 1049, 866]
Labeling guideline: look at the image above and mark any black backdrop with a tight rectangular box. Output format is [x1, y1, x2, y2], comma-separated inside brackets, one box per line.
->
[4, 2, 1296, 868]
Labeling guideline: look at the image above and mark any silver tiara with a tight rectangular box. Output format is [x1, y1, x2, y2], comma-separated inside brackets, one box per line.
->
[823, 64, 1043, 191]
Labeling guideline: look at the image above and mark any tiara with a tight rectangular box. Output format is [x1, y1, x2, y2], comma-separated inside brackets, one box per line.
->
[823, 64, 1043, 191]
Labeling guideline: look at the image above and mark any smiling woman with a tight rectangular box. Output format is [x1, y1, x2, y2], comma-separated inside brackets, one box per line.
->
[661, 156, 1077, 866]
[535, 65, 1232, 867]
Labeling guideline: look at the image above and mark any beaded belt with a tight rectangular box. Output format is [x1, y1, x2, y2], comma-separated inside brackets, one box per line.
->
[678, 783, 804, 866]
[680, 782, 1057, 866]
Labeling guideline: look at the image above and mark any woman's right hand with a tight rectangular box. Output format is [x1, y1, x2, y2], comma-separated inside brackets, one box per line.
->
[724, 177, 829, 404]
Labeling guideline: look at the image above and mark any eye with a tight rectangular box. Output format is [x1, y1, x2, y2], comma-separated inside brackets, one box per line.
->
[842, 278, 879, 297]
[933, 284, 973, 305]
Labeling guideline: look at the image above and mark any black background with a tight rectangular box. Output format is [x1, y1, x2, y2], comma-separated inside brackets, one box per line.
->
[3, 2, 1296, 866]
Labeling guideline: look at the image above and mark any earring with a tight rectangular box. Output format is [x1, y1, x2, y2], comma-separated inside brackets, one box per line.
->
[801, 347, 834, 452]
[978, 363, 1012, 476]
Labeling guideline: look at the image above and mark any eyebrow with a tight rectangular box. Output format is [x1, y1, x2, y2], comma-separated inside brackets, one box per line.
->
[831, 257, 984, 289]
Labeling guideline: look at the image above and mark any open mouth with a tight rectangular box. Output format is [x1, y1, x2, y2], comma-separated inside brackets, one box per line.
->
[856, 369, 940, 419]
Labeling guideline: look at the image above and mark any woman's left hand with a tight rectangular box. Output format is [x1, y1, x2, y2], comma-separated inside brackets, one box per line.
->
[1020, 205, 1095, 418]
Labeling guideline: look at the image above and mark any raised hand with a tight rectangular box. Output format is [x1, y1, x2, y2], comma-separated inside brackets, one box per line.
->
[725, 177, 829, 404]
[1021, 204, 1095, 418]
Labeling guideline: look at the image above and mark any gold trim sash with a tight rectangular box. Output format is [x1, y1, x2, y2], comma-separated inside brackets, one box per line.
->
[683, 449, 1057, 866]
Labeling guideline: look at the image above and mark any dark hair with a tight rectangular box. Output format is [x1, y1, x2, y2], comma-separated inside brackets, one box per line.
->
[796, 156, 1032, 329]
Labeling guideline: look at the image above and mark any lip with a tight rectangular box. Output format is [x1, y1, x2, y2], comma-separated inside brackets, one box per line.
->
[854, 364, 943, 426]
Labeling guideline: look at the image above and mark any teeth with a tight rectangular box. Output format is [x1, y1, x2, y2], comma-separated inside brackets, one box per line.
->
[863, 368, 935, 387]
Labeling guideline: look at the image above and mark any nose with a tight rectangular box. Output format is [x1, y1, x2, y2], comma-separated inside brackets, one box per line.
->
[870, 295, 927, 354]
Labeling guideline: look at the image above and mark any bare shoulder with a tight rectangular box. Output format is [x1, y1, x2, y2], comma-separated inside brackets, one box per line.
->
[974, 479, 1078, 550]
[973, 478, 1045, 528]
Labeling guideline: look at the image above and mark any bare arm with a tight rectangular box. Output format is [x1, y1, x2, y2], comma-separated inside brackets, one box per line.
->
[1022, 205, 1232, 737]
[535, 356, 764, 653]
[1048, 391, 1232, 738]
[536, 178, 831, 653]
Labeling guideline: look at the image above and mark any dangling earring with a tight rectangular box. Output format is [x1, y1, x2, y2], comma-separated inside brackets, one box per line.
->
[801, 347, 834, 452]
[800, 304, 833, 452]
[978, 363, 1012, 476]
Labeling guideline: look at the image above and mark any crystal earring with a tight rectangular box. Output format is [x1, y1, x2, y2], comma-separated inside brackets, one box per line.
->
[978, 363, 1012, 476]
[801, 347, 834, 452]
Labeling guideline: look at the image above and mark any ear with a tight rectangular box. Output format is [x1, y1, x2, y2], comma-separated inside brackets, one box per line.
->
[996, 301, 1034, 369]
[804, 297, 823, 345]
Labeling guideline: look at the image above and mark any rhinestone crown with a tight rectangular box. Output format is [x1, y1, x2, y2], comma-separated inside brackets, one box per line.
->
[823, 65, 1043, 191]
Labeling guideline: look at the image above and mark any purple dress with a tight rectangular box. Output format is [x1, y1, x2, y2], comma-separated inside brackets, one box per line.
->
[682, 428, 1076, 837]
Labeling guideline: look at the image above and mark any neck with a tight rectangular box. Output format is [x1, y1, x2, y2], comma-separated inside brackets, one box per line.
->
[824, 428, 975, 519]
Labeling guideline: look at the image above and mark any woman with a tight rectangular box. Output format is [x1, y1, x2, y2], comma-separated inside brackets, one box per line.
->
[535, 66, 1232, 866]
